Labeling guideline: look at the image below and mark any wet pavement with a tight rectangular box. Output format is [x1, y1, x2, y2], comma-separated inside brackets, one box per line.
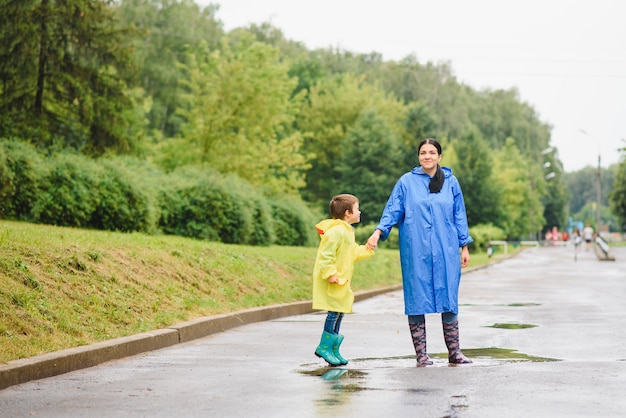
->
[1, 244, 625, 417]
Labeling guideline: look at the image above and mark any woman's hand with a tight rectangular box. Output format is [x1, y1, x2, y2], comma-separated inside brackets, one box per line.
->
[366, 230, 382, 250]
[460, 246, 470, 267]
[327, 275, 339, 284]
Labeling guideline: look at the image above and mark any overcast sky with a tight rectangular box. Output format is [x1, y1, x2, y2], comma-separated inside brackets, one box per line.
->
[200, 0, 626, 172]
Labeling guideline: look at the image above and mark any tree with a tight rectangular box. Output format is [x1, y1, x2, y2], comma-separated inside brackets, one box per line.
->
[493, 138, 545, 239]
[609, 158, 626, 231]
[452, 129, 500, 227]
[541, 155, 569, 232]
[297, 73, 405, 207]
[400, 100, 438, 171]
[468, 88, 552, 153]
[335, 109, 404, 224]
[116, 0, 223, 138]
[171, 35, 308, 195]
[376, 56, 473, 140]
[567, 164, 617, 230]
[566, 167, 598, 215]
[0, 0, 140, 154]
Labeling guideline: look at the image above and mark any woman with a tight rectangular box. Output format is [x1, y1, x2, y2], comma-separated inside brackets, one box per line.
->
[367, 138, 473, 365]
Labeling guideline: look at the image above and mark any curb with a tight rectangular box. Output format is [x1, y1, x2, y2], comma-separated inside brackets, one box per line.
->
[0, 284, 402, 391]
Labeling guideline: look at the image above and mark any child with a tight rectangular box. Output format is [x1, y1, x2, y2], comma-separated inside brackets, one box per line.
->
[312, 194, 375, 366]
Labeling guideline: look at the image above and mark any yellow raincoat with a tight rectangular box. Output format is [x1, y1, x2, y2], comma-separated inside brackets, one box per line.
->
[312, 219, 374, 313]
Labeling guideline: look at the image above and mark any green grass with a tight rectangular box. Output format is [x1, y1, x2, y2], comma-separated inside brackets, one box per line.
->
[0, 220, 509, 364]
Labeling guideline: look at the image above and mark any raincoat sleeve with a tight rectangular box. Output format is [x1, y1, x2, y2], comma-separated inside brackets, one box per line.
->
[317, 228, 340, 280]
[451, 176, 473, 247]
[355, 245, 375, 262]
[376, 179, 406, 241]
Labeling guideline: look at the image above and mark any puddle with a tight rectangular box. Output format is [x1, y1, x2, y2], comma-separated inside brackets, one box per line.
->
[300, 364, 439, 395]
[486, 323, 538, 329]
[298, 347, 558, 379]
[461, 347, 559, 362]
[300, 367, 367, 379]
[299, 348, 559, 409]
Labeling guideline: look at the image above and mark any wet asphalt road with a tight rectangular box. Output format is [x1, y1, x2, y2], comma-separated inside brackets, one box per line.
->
[1, 244, 625, 417]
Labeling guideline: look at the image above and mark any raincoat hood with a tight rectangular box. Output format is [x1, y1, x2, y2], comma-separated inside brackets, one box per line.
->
[412, 165, 454, 178]
[315, 219, 352, 236]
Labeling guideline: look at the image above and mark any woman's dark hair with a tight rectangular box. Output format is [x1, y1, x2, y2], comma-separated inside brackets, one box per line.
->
[418, 138, 444, 193]
[418, 138, 442, 155]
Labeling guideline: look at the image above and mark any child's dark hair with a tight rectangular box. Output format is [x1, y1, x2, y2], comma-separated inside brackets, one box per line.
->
[329, 194, 359, 219]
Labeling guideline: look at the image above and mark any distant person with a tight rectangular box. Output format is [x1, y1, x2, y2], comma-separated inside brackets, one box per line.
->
[573, 227, 582, 248]
[367, 138, 473, 366]
[583, 224, 594, 251]
[312, 194, 375, 366]
[552, 226, 560, 246]
[572, 226, 582, 260]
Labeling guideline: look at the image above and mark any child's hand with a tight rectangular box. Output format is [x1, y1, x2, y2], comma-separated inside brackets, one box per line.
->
[366, 230, 381, 250]
[327, 275, 339, 284]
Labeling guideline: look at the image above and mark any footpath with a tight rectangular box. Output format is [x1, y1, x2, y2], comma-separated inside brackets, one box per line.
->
[0, 244, 625, 417]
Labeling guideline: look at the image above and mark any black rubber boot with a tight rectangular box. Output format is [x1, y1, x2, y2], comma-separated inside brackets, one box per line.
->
[409, 322, 433, 366]
[443, 321, 472, 364]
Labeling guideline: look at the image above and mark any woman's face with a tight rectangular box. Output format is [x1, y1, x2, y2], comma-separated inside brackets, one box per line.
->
[418, 143, 442, 172]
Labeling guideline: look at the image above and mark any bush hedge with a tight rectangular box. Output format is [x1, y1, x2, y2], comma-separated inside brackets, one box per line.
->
[0, 139, 319, 246]
[468, 223, 507, 251]
[0, 140, 43, 221]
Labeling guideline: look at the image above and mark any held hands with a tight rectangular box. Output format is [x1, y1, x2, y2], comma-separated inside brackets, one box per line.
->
[366, 230, 382, 251]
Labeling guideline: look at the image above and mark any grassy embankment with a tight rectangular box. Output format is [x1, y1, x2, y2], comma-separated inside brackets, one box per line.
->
[0, 220, 505, 364]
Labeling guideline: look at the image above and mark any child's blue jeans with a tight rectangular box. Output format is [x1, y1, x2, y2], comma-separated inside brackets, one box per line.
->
[324, 311, 344, 334]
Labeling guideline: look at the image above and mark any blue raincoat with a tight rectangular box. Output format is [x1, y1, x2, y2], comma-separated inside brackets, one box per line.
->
[375, 166, 473, 315]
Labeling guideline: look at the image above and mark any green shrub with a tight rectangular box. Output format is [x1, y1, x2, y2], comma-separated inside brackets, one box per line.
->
[88, 160, 154, 233]
[31, 154, 99, 227]
[468, 223, 506, 251]
[0, 141, 321, 247]
[0, 145, 13, 214]
[159, 171, 253, 243]
[0, 139, 44, 220]
[220, 175, 275, 246]
[248, 198, 274, 246]
[158, 168, 320, 246]
[271, 197, 319, 247]
[107, 156, 166, 234]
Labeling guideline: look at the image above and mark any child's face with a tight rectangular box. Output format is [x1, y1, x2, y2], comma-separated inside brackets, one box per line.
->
[345, 202, 361, 225]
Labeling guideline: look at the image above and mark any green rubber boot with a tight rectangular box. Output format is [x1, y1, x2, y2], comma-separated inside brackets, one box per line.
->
[332, 334, 349, 365]
[315, 331, 341, 366]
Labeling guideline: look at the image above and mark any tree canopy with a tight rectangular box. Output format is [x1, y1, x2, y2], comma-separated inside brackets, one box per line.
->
[0, 0, 140, 154]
